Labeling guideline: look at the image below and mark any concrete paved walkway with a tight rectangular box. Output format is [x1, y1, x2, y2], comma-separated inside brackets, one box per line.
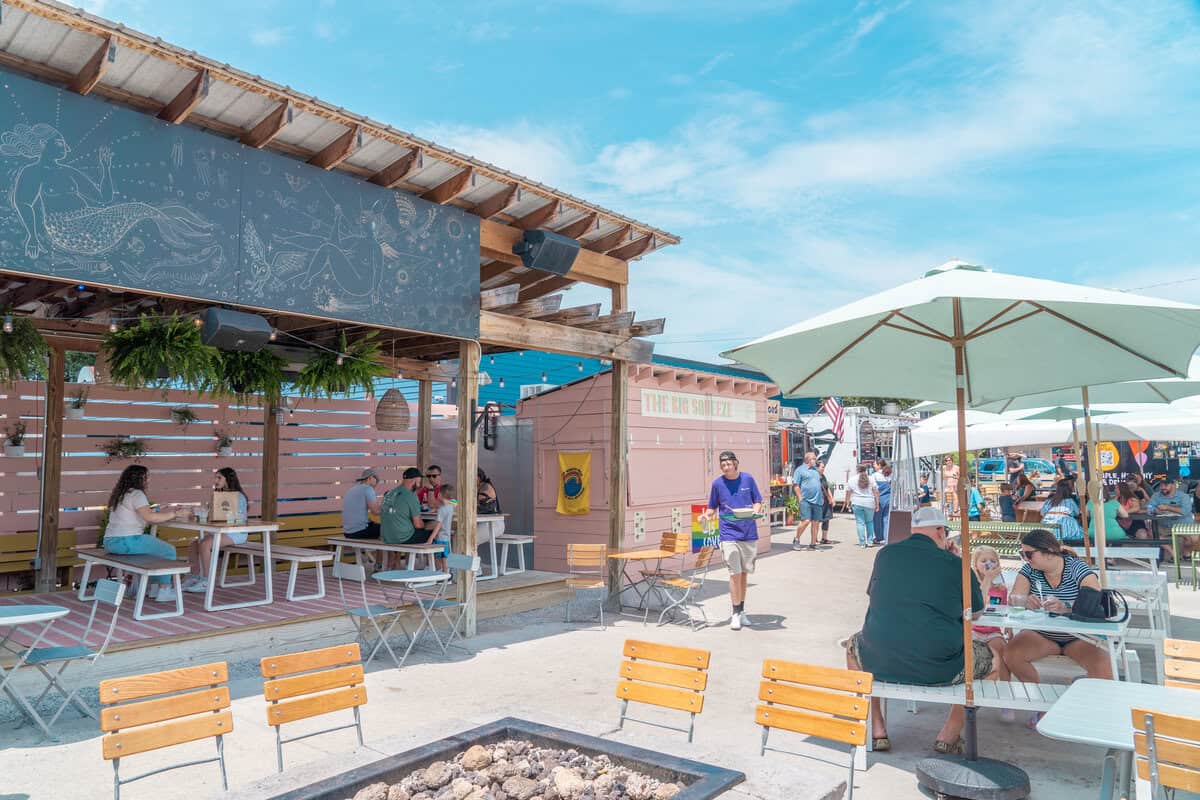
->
[4, 516, 1199, 799]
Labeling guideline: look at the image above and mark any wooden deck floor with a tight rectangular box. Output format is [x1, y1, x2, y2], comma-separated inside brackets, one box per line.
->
[0, 568, 567, 654]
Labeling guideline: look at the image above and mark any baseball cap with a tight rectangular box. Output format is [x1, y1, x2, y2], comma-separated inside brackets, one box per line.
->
[402, 467, 422, 479]
[356, 468, 377, 482]
[718, 451, 738, 463]
[911, 507, 949, 529]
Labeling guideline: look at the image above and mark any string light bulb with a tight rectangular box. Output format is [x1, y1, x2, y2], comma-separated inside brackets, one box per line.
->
[499, 377, 505, 388]
[541, 371, 547, 382]
[577, 362, 584, 371]
[268, 328, 277, 341]
[451, 378, 457, 388]
[489, 356, 495, 365]
[108, 321, 118, 333]
[192, 317, 203, 327]
[336, 354, 345, 366]
[2, 316, 12, 334]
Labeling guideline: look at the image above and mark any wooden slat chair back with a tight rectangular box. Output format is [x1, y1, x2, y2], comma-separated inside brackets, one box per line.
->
[1164, 638, 1200, 690]
[616, 639, 710, 742]
[99, 662, 232, 800]
[660, 532, 692, 554]
[756, 660, 872, 800]
[261, 643, 366, 772]
[565, 543, 607, 629]
[1132, 707, 1200, 796]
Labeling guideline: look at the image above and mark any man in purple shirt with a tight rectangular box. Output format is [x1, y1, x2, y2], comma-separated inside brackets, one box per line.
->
[699, 450, 763, 630]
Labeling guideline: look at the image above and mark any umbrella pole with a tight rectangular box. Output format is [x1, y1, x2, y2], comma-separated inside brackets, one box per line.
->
[1081, 387, 1109, 586]
[952, 299, 978, 761]
[1074, 406, 1092, 566]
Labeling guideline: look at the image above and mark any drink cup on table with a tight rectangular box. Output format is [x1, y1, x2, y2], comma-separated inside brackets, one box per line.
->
[197, 506, 209, 524]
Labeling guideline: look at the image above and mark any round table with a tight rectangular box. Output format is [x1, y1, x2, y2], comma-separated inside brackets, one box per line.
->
[0, 604, 71, 737]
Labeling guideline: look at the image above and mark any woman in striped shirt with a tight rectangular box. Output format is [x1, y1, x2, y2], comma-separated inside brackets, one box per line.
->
[1002, 529, 1111, 684]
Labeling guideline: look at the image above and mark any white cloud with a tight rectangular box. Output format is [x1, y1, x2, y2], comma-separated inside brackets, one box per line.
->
[466, 21, 514, 41]
[420, 121, 582, 189]
[697, 51, 733, 75]
[313, 21, 337, 40]
[607, 87, 632, 101]
[250, 27, 288, 46]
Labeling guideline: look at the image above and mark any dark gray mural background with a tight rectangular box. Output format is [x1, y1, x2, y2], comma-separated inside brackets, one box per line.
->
[0, 69, 480, 338]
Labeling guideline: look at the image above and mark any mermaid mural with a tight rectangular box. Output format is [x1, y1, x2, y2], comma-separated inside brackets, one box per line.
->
[1, 123, 217, 260]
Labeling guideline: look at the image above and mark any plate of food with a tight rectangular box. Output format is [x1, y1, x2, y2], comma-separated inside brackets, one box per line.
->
[729, 507, 760, 519]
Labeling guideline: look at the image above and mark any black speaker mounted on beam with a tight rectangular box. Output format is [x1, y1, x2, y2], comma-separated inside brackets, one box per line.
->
[201, 308, 272, 352]
[513, 229, 580, 276]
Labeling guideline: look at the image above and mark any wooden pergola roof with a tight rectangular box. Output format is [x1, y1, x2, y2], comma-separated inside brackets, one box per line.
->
[0, 0, 675, 370]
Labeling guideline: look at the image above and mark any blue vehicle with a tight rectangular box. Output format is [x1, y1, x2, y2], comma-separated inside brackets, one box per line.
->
[977, 457, 1057, 488]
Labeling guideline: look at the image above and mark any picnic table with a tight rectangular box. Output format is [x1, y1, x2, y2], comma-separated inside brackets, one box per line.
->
[169, 520, 280, 611]
[419, 512, 507, 581]
[1037, 678, 1200, 800]
[986, 605, 1131, 681]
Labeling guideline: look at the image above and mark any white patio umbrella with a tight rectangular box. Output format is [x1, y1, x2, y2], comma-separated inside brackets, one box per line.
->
[725, 261, 1200, 778]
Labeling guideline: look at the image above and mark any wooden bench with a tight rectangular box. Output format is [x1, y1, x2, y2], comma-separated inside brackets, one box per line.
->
[0, 530, 83, 590]
[495, 533, 535, 576]
[218, 541, 334, 601]
[76, 548, 189, 621]
[616, 639, 710, 742]
[326, 536, 444, 572]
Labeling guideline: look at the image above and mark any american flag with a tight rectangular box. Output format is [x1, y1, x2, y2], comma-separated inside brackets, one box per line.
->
[823, 396, 845, 441]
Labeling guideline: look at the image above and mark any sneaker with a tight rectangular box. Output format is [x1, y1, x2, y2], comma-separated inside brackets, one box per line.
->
[730, 613, 742, 630]
[739, 612, 753, 627]
[154, 586, 178, 603]
[183, 577, 208, 594]
[791, 540, 803, 551]
[181, 575, 202, 590]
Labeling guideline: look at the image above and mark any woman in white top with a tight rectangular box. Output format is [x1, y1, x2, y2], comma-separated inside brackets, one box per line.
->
[184, 468, 250, 594]
[103, 465, 182, 602]
[848, 465, 880, 548]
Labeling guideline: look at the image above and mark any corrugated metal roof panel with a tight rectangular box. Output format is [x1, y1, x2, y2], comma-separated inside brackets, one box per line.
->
[342, 135, 396, 172]
[273, 109, 333, 149]
[110, 57, 190, 104]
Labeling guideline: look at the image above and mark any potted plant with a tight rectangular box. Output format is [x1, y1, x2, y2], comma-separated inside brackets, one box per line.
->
[0, 311, 48, 385]
[294, 330, 388, 398]
[217, 349, 286, 403]
[66, 388, 88, 420]
[101, 437, 146, 462]
[214, 429, 234, 457]
[170, 406, 199, 427]
[102, 314, 219, 392]
[4, 421, 25, 457]
[782, 493, 799, 526]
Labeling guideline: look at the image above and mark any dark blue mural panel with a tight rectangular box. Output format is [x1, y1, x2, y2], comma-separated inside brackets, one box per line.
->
[0, 69, 480, 338]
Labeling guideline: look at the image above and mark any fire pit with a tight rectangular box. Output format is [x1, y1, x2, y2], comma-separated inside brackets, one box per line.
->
[267, 718, 744, 800]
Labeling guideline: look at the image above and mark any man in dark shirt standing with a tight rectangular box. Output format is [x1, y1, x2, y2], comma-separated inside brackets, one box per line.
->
[844, 507, 990, 754]
[1006, 450, 1026, 488]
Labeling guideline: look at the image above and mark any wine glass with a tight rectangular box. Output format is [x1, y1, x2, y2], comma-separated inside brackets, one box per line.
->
[1008, 592, 1028, 614]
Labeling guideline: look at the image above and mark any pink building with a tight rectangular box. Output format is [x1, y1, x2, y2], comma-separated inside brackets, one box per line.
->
[517, 363, 774, 575]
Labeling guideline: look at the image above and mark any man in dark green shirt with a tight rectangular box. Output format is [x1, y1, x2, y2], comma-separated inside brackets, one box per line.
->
[381, 467, 427, 550]
[845, 507, 991, 755]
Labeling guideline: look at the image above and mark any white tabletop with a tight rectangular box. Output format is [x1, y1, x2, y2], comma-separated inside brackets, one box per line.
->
[170, 520, 280, 534]
[1105, 571, 1167, 590]
[985, 606, 1129, 638]
[1106, 546, 1163, 560]
[372, 569, 450, 584]
[0, 605, 70, 626]
[1038, 678, 1200, 750]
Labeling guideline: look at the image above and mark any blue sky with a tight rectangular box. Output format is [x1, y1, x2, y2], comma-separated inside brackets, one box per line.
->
[81, 0, 1200, 362]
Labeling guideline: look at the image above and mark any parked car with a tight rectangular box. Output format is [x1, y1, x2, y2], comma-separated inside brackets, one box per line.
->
[977, 457, 1057, 489]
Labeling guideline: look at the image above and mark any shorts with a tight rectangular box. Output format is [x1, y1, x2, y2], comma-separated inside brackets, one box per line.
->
[225, 531, 249, 546]
[345, 522, 381, 540]
[720, 539, 758, 575]
[846, 632, 993, 685]
[799, 500, 824, 521]
[972, 630, 1006, 644]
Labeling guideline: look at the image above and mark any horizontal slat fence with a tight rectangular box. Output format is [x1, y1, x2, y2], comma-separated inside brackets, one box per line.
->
[0, 381, 419, 549]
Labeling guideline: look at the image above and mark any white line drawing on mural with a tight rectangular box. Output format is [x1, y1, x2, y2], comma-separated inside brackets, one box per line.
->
[1, 123, 218, 260]
[194, 148, 211, 186]
[171, 137, 184, 168]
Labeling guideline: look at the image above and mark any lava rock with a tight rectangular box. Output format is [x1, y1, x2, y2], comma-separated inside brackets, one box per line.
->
[502, 776, 539, 800]
[353, 783, 389, 800]
[551, 768, 586, 800]
[425, 762, 454, 790]
[387, 787, 412, 800]
[653, 783, 681, 800]
[463, 745, 493, 771]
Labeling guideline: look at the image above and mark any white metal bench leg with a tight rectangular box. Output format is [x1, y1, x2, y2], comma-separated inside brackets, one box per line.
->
[219, 551, 257, 588]
[285, 562, 327, 601]
[1123, 649, 1143, 685]
[499, 542, 511, 577]
[131, 573, 184, 621]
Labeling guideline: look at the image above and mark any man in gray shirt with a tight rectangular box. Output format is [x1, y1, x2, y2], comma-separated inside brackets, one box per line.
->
[343, 468, 383, 539]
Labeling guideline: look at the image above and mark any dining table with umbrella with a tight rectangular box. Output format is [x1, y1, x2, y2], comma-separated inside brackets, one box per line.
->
[725, 260, 1200, 799]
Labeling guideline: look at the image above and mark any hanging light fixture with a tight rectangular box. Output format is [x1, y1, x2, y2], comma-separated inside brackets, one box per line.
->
[541, 371, 547, 382]
[499, 377, 505, 388]
[374, 387, 411, 431]
[577, 362, 583, 371]
[192, 316, 203, 327]
[451, 378, 457, 388]
[2, 315, 12, 334]
[336, 354, 345, 365]
[108, 320, 118, 333]
[490, 356, 495, 365]
[269, 328, 278, 341]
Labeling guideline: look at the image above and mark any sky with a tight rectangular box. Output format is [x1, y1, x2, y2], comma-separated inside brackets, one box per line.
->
[77, 0, 1200, 363]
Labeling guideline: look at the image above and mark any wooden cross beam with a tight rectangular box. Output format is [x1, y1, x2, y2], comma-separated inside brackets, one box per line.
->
[70, 35, 113, 95]
[480, 310, 653, 362]
[584, 224, 632, 253]
[555, 212, 598, 240]
[308, 125, 361, 170]
[471, 184, 519, 219]
[369, 148, 423, 188]
[513, 200, 561, 230]
[241, 101, 291, 149]
[158, 68, 209, 124]
[422, 168, 474, 205]
[609, 235, 655, 261]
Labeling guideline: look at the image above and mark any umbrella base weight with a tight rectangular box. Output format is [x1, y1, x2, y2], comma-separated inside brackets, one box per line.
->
[916, 756, 1030, 800]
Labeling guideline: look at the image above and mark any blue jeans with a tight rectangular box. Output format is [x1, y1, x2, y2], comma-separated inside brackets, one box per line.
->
[873, 501, 891, 544]
[852, 505, 874, 545]
[103, 535, 177, 584]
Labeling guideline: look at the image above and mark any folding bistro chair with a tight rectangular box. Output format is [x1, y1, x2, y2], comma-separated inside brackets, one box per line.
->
[616, 639, 710, 742]
[332, 560, 406, 668]
[1131, 707, 1200, 798]
[1165, 638, 1200, 689]
[755, 660, 873, 800]
[656, 546, 715, 630]
[564, 543, 607, 630]
[261, 643, 367, 772]
[23, 578, 125, 733]
[100, 662, 232, 800]
[410, 553, 479, 654]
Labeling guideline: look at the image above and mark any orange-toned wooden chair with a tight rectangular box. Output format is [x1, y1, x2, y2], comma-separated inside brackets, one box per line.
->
[261, 643, 367, 772]
[616, 639, 709, 742]
[756, 660, 873, 800]
[99, 662, 232, 799]
[1164, 638, 1200, 690]
[655, 546, 717, 630]
[1131, 707, 1200, 797]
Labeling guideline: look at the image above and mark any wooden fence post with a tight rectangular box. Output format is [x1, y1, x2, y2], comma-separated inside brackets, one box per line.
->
[456, 341, 480, 636]
[35, 344, 65, 593]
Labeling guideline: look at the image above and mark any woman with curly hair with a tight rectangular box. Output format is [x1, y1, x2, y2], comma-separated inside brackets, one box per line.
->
[102, 465, 183, 602]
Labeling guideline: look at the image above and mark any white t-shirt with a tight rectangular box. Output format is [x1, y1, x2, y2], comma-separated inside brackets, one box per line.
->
[106, 489, 150, 538]
[434, 503, 455, 543]
[849, 474, 878, 509]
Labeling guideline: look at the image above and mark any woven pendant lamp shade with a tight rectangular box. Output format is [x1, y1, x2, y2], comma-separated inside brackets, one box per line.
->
[374, 388, 411, 431]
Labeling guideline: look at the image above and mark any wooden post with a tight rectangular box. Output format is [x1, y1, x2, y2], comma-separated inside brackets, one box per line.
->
[35, 344, 65, 593]
[261, 400, 280, 521]
[456, 340, 480, 636]
[608, 285, 629, 603]
[417, 379, 433, 470]
[951, 298, 978, 758]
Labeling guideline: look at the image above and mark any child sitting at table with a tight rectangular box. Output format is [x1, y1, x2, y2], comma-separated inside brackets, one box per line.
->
[971, 545, 1014, 720]
[428, 485, 456, 571]
[999, 483, 1016, 522]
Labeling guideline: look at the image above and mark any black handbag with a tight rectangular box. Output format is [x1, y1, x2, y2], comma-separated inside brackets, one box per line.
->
[1068, 586, 1128, 623]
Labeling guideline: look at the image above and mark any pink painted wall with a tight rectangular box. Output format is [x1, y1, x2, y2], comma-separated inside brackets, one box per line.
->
[517, 364, 772, 575]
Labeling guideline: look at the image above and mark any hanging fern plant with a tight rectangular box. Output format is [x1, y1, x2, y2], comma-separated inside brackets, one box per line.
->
[103, 314, 220, 392]
[294, 330, 388, 398]
[217, 349, 286, 402]
[0, 311, 48, 384]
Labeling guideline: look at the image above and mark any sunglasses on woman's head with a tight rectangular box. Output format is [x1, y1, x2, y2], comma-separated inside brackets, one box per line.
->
[1020, 549, 1038, 560]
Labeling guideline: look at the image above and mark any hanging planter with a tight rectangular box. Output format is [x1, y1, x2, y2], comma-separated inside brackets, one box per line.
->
[0, 311, 48, 385]
[217, 349, 286, 403]
[101, 437, 146, 462]
[66, 388, 88, 420]
[170, 406, 199, 427]
[102, 314, 220, 392]
[375, 388, 411, 431]
[214, 429, 234, 457]
[4, 421, 25, 457]
[294, 330, 388, 399]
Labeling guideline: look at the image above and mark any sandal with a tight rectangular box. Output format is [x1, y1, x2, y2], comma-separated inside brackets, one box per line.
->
[872, 737, 891, 752]
[934, 737, 964, 755]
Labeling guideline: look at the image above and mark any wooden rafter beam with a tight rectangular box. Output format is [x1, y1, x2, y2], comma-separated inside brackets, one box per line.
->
[158, 68, 209, 124]
[609, 235, 655, 261]
[471, 184, 519, 219]
[578, 311, 636, 332]
[480, 310, 653, 362]
[584, 225, 631, 254]
[480, 262, 519, 285]
[540, 303, 601, 325]
[513, 200, 560, 231]
[308, 125, 361, 170]
[0, 280, 61, 310]
[241, 101, 291, 149]
[421, 168, 474, 205]
[629, 318, 666, 337]
[491, 294, 564, 319]
[386, 356, 457, 382]
[70, 35, 114, 95]
[369, 147, 422, 188]
[59, 290, 130, 319]
[518, 275, 575, 302]
[480, 284, 521, 309]
[481, 219, 627, 288]
[556, 212, 597, 240]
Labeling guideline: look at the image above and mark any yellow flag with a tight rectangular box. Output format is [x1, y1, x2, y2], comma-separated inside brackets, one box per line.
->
[556, 452, 591, 515]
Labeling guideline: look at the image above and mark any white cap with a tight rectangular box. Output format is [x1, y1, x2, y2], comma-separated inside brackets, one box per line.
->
[911, 506, 949, 529]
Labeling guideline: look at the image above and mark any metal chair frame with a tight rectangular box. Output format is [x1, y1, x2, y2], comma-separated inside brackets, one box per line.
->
[564, 543, 607, 630]
[655, 546, 715, 630]
[333, 560, 408, 668]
